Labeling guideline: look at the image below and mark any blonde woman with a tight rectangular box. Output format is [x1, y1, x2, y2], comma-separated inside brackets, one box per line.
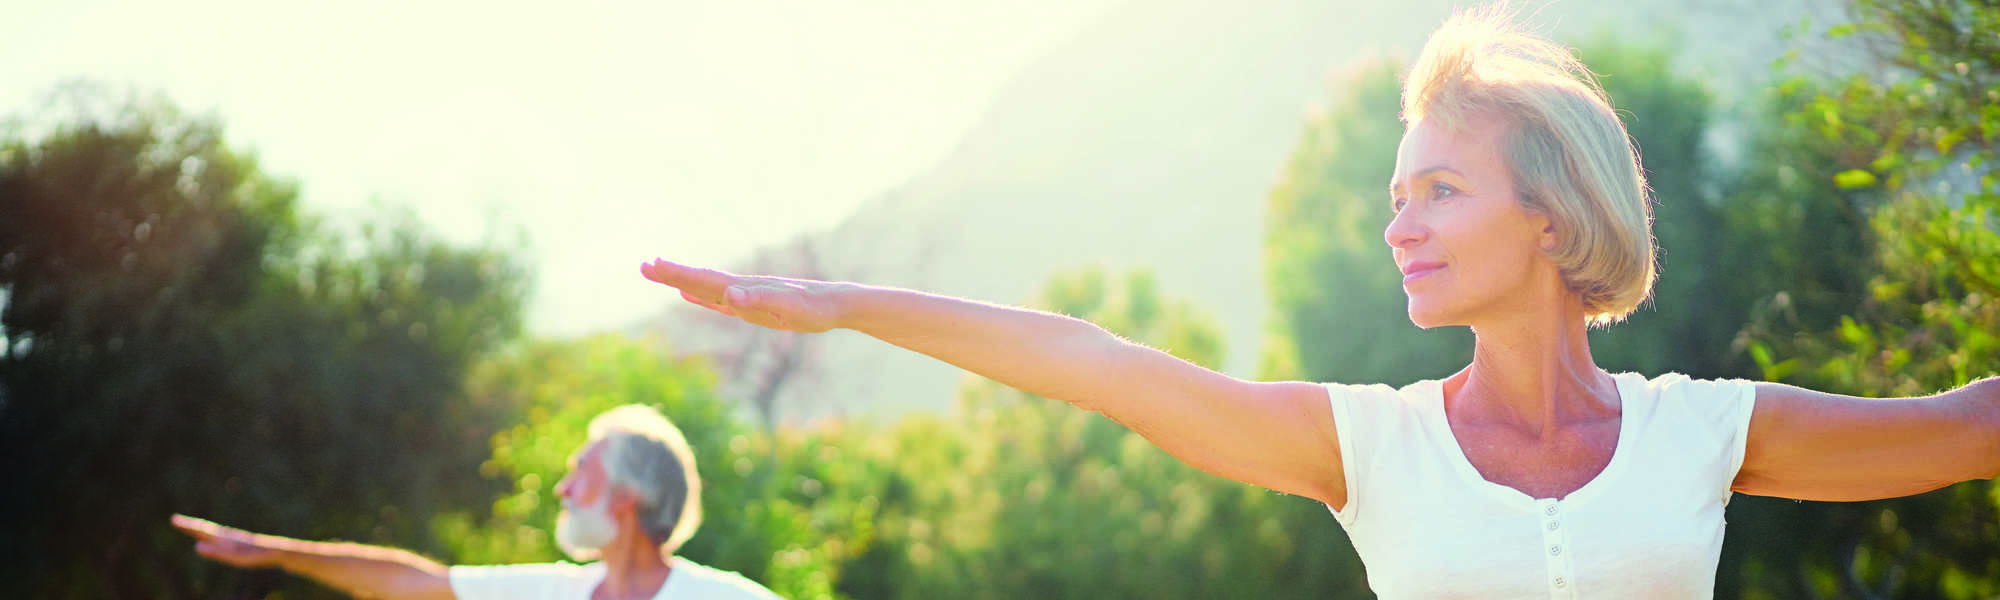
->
[640, 8, 1998, 597]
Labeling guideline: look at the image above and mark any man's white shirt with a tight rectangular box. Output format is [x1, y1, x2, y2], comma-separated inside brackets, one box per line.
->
[449, 556, 781, 599]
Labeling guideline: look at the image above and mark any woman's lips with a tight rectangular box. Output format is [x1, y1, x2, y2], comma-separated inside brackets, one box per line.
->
[1401, 261, 1446, 283]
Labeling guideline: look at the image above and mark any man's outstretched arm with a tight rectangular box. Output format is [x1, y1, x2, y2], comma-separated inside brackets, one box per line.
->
[172, 514, 454, 600]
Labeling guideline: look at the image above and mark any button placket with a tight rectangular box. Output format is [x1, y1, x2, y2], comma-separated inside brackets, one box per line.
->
[1539, 499, 1575, 599]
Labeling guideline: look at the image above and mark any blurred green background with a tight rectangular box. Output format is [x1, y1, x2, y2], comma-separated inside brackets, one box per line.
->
[3, 0, 1997, 598]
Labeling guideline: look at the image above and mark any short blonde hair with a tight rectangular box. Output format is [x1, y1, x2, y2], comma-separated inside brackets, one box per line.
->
[1402, 5, 1655, 326]
[589, 405, 703, 552]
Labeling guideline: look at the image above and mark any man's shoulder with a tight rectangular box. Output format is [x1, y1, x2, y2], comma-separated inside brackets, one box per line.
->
[451, 560, 601, 579]
[665, 557, 782, 599]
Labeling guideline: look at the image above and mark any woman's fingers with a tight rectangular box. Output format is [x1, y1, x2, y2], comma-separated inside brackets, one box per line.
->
[640, 259, 737, 300]
[641, 259, 766, 314]
[642, 258, 834, 332]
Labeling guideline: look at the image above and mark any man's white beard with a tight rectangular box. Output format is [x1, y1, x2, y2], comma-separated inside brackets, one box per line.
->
[555, 496, 619, 561]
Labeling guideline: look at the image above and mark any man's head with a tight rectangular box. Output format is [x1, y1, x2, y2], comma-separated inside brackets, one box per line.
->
[553, 405, 703, 560]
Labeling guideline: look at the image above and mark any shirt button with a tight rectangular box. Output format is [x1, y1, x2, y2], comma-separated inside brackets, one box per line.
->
[1544, 504, 1559, 516]
[1549, 544, 1563, 556]
[1553, 576, 1567, 588]
[1546, 520, 1560, 531]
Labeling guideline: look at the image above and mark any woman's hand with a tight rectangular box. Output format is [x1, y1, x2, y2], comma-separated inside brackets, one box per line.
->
[640, 258, 844, 333]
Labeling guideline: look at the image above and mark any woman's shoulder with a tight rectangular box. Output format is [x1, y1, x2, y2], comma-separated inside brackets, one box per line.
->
[1620, 371, 1758, 429]
[1322, 378, 1440, 407]
[1318, 378, 1449, 434]
[1623, 371, 1756, 398]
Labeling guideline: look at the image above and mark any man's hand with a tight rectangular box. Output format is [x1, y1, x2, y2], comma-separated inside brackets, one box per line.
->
[170, 513, 454, 599]
[172, 514, 285, 569]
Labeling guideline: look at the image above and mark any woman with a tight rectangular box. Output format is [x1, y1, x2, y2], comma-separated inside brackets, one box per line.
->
[639, 8, 1998, 597]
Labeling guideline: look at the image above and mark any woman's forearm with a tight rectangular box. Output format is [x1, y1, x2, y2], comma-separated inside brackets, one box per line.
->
[833, 283, 1141, 410]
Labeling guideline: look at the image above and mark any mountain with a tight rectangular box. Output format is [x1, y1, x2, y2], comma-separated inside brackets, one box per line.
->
[649, 0, 1827, 422]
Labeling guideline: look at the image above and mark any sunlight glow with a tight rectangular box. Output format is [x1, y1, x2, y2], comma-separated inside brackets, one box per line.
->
[0, 0, 1120, 335]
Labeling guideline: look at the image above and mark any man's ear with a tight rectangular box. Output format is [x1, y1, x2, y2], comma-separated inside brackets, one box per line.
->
[608, 489, 643, 526]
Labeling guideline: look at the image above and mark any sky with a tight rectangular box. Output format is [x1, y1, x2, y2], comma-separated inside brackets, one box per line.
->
[1, 0, 1121, 335]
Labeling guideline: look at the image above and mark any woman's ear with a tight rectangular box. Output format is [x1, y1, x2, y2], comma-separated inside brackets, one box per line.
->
[1537, 214, 1559, 252]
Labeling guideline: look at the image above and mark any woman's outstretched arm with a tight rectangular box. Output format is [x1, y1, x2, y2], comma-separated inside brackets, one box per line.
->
[641, 259, 1348, 506]
[1735, 377, 2000, 501]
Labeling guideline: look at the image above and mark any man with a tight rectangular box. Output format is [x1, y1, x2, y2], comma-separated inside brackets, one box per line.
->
[172, 405, 780, 599]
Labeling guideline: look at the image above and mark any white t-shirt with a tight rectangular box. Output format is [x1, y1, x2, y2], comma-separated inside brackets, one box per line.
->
[1327, 372, 1757, 599]
[449, 556, 782, 600]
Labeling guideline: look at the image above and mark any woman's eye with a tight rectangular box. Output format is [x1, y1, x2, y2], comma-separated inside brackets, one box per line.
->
[1431, 182, 1457, 199]
[1391, 196, 1408, 212]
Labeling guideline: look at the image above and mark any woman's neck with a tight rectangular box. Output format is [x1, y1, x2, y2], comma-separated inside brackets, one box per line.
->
[1453, 293, 1617, 437]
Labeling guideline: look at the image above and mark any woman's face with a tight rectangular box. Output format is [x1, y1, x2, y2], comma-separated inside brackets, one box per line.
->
[1384, 116, 1559, 329]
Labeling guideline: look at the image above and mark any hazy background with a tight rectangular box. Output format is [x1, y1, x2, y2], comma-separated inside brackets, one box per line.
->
[7, 0, 1816, 422]
[3, 0, 1814, 421]
[2, 0, 1123, 337]
[7, 0, 1997, 598]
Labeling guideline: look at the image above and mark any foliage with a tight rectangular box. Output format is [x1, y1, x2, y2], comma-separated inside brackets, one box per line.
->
[1743, 0, 2000, 395]
[1727, 1, 2000, 597]
[0, 87, 527, 598]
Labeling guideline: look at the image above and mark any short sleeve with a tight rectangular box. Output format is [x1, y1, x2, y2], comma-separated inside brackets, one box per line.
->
[1718, 380, 1758, 483]
[1649, 374, 1759, 498]
[1324, 381, 1411, 528]
[449, 562, 598, 599]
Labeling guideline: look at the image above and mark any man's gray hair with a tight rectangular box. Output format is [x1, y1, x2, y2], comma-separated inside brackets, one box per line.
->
[588, 404, 703, 552]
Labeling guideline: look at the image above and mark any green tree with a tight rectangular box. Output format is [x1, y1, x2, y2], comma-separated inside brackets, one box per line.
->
[1727, 1, 2000, 597]
[0, 87, 526, 599]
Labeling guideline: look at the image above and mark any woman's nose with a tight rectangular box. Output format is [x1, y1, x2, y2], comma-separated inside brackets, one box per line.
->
[1384, 207, 1428, 249]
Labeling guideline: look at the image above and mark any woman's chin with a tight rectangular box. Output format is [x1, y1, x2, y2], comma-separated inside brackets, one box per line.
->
[1404, 303, 1459, 329]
